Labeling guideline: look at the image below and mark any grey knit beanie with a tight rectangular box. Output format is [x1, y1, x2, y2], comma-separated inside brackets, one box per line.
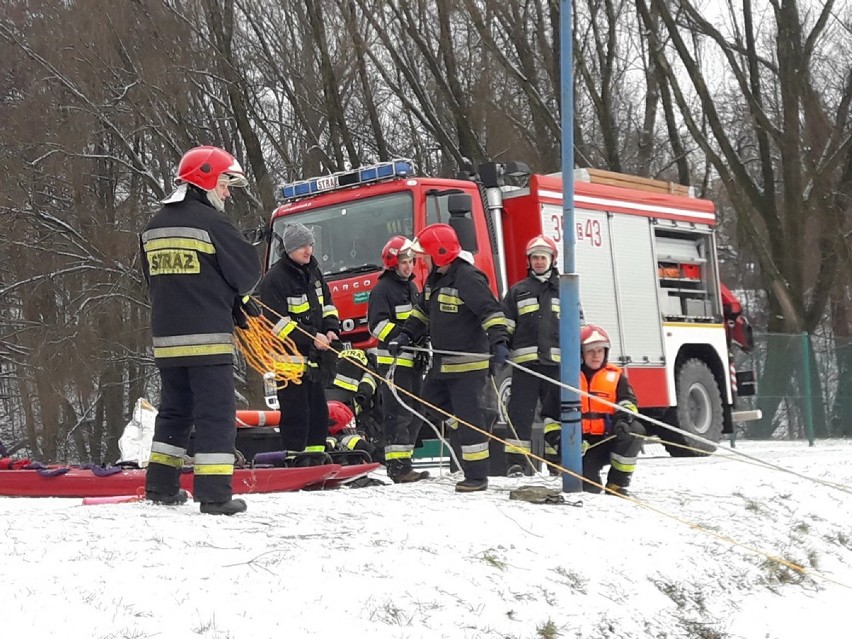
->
[282, 223, 315, 254]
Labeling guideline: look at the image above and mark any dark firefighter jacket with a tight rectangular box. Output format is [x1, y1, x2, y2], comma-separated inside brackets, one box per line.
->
[401, 258, 509, 377]
[503, 269, 560, 366]
[368, 269, 420, 368]
[581, 363, 638, 435]
[258, 254, 340, 366]
[140, 188, 260, 368]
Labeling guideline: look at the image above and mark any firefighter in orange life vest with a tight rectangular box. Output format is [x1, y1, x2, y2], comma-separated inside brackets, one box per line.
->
[388, 224, 510, 493]
[141, 146, 261, 516]
[572, 324, 645, 495]
[502, 236, 563, 476]
[368, 236, 429, 483]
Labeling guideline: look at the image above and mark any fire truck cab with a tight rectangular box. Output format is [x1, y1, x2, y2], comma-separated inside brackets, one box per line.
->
[266, 159, 756, 456]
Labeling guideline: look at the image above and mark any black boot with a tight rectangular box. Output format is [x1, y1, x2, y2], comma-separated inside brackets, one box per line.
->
[200, 498, 247, 515]
[605, 483, 631, 498]
[394, 469, 430, 484]
[455, 477, 488, 493]
[146, 489, 189, 505]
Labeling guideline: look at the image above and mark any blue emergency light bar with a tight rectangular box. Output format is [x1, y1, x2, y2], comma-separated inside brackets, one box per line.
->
[280, 158, 416, 201]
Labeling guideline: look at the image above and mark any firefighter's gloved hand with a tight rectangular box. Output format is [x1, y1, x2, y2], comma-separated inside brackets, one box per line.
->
[232, 298, 250, 330]
[491, 342, 510, 366]
[388, 333, 411, 357]
[240, 295, 262, 317]
[354, 392, 368, 407]
[613, 419, 633, 440]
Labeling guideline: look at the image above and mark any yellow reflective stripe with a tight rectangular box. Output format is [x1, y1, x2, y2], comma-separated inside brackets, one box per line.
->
[619, 401, 638, 414]
[461, 442, 490, 461]
[411, 308, 429, 324]
[377, 355, 415, 367]
[511, 353, 539, 364]
[446, 418, 459, 430]
[545, 445, 558, 455]
[272, 317, 297, 339]
[334, 376, 359, 391]
[360, 374, 377, 390]
[610, 455, 636, 473]
[518, 303, 540, 315]
[378, 320, 396, 341]
[543, 419, 561, 435]
[289, 302, 310, 313]
[154, 344, 234, 358]
[149, 452, 184, 468]
[339, 436, 361, 451]
[322, 305, 339, 318]
[385, 445, 414, 460]
[194, 464, 234, 476]
[481, 312, 507, 330]
[143, 237, 215, 254]
[505, 319, 516, 334]
[304, 445, 326, 453]
[504, 439, 531, 454]
[436, 293, 463, 305]
[396, 310, 412, 320]
[440, 360, 490, 374]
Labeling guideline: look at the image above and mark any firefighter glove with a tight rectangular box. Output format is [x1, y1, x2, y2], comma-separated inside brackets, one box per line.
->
[232, 298, 250, 330]
[491, 342, 510, 366]
[240, 295, 262, 317]
[388, 333, 411, 357]
[613, 419, 633, 440]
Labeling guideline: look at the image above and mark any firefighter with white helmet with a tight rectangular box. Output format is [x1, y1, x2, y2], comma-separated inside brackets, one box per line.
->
[388, 224, 510, 493]
[367, 236, 429, 483]
[141, 145, 261, 515]
[565, 324, 645, 495]
[502, 235, 564, 475]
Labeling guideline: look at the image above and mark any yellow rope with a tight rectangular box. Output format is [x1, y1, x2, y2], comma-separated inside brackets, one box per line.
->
[233, 311, 305, 389]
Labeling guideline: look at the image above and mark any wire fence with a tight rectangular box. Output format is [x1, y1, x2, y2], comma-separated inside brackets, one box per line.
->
[731, 332, 852, 445]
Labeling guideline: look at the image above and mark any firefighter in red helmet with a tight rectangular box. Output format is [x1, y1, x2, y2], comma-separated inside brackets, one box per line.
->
[502, 235, 565, 475]
[325, 400, 382, 463]
[368, 236, 429, 483]
[389, 224, 510, 493]
[141, 145, 261, 515]
[564, 324, 645, 495]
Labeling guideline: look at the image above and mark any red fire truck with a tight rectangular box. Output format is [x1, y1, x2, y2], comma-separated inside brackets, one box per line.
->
[266, 159, 756, 455]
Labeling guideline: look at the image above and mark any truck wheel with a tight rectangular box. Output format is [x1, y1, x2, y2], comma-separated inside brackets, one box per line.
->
[662, 358, 723, 457]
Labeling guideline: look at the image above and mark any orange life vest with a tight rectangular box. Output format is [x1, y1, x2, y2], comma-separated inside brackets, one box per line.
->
[580, 364, 622, 435]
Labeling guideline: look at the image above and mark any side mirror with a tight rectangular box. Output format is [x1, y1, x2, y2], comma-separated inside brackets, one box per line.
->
[447, 194, 477, 253]
[241, 226, 268, 246]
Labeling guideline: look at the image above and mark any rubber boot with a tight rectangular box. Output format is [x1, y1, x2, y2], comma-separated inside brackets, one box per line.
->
[605, 483, 631, 498]
[200, 498, 247, 515]
[394, 469, 430, 484]
[455, 477, 488, 493]
[146, 489, 189, 505]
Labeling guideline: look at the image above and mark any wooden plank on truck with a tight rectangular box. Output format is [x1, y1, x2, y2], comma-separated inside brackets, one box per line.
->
[579, 168, 692, 197]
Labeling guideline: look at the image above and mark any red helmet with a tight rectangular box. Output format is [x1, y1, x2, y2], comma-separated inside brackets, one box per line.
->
[580, 324, 611, 351]
[381, 236, 415, 269]
[327, 400, 356, 436]
[412, 223, 460, 267]
[525, 235, 558, 259]
[176, 146, 248, 191]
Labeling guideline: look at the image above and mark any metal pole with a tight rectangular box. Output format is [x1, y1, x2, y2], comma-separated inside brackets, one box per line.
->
[560, 0, 583, 492]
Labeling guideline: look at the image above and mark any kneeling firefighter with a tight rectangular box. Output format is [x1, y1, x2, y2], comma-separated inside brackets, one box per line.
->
[546, 324, 645, 495]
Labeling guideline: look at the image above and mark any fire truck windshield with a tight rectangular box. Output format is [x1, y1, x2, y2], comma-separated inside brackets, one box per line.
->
[269, 191, 414, 277]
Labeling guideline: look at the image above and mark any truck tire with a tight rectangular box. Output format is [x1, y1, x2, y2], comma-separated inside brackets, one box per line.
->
[662, 358, 723, 457]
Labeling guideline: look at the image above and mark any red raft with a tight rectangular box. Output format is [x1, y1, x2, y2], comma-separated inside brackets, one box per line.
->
[0, 464, 342, 498]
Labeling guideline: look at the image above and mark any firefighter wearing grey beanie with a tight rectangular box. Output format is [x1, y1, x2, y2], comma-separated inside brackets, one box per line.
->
[282, 223, 315, 255]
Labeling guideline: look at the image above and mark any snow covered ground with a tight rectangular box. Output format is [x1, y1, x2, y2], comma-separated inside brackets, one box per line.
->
[1, 439, 850, 639]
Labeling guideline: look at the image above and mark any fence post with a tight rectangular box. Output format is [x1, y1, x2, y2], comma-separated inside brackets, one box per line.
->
[801, 332, 815, 446]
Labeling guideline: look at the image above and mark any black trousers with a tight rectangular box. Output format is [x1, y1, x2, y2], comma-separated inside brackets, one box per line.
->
[277, 377, 329, 452]
[582, 427, 645, 492]
[379, 366, 424, 447]
[506, 363, 559, 441]
[146, 364, 236, 503]
[422, 372, 489, 481]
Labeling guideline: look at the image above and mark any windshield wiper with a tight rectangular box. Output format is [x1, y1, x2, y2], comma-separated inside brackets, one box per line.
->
[325, 263, 381, 277]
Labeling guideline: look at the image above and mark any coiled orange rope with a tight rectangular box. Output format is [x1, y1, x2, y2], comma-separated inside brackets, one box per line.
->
[233, 314, 305, 389]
